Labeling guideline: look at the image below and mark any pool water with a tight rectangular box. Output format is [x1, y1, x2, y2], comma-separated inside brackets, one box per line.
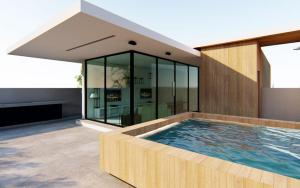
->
[144, 119, 300, 179]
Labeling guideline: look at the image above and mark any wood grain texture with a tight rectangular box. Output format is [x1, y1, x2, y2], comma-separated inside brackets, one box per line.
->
[261, 51, 271, 88]
[196, 28, 300, 49]
[193, 112, 300, 130]
[100, 112, 300, 188]
[200, 41, 259, 117]
[257, 48, 271, 117]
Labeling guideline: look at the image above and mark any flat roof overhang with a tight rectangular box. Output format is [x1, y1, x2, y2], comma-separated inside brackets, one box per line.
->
[196, 28, 300, 50]
[8, 1, 200, 65]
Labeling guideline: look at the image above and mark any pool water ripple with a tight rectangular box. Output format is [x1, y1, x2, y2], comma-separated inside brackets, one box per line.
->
[144, 119, 300, 179]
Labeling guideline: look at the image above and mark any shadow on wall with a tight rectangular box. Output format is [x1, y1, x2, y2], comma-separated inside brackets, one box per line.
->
[200, 54, 259, 117]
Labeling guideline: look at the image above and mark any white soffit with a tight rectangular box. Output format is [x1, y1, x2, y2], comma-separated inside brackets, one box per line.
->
[8, 0, 200, 64]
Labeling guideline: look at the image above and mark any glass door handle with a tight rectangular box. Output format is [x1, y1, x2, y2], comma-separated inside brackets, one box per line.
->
[172, 82, 175, 97]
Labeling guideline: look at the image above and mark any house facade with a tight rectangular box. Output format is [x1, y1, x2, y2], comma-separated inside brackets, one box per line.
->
[85, 51, 199, 127]
[11, 0, 297, 127]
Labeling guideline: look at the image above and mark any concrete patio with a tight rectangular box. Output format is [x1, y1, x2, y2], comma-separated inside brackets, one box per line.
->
[0, 120, 132, 188]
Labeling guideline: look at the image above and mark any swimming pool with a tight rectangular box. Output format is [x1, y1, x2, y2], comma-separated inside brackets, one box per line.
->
[144, 119, 300, 179]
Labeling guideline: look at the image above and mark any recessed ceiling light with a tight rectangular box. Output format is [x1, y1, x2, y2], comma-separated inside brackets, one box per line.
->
[128, 40, 137, 45]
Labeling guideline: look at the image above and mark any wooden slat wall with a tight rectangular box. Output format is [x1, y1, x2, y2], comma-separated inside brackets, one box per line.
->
[257, 48, 271, 116]
[200, 41, 259, 117]
[101, 134, 293, 188]
[193, 112, 300, 130]
[260, 50, 271, 88]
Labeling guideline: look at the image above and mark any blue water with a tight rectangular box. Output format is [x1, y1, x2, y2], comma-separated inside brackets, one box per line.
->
[144, 119, 300, 179]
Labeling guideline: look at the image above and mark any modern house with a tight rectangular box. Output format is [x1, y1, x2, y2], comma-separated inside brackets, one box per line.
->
[8, 0, 300, 127]
[8, 1, 200, 127]
[7, 1, 300, 187]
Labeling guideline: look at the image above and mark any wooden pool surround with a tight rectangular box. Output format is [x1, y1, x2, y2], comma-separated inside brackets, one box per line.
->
[100, 112, 300, 188]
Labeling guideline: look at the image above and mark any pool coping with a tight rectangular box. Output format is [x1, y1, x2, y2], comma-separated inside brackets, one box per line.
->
[135, 122, 180, 138]
[100, 112, 300, 188]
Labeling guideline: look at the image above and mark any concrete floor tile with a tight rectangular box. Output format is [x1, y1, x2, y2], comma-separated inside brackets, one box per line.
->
[0, 120, 132, 188]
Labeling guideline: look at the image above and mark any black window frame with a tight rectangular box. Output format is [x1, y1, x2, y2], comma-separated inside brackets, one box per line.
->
[84, 50, 200, 127]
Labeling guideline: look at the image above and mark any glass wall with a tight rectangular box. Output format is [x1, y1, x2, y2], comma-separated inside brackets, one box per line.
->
[158, 59, 174, 118]
[189, 66, 199, 112]
[86, 58, 105, 121]
[106, 53, 131, 126]
[85, 51, 199, 127]
[176, 63, 188, 114]
[134, 53, 156, 123]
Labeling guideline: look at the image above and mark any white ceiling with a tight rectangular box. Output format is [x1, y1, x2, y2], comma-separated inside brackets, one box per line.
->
[8, 1, 201, 65]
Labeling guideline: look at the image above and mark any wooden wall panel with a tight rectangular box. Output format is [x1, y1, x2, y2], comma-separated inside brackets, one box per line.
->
[257, 48, 271, 116]
[100, 112, 300, 188]
[260, 50, 271, 88]
[200, 41, 259, 117]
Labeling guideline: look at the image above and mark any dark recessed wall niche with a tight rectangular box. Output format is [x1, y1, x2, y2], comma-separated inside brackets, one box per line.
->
[0, 104, 62, 127]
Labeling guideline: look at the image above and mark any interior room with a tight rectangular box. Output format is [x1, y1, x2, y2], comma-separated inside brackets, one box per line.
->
[85, 51, 199, 127]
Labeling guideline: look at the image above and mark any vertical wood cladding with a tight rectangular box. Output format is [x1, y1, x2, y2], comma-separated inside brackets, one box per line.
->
[100, 113, 300, 188]
[257, 48, 271, 117]
[260, 50, 271, 88]
[200, 41, 259, 117]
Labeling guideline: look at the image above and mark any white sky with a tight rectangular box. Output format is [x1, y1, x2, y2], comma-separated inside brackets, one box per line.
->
[0, 0, 300, 88]
[0, 0, 80, 88]
[262, 43, 300, 88]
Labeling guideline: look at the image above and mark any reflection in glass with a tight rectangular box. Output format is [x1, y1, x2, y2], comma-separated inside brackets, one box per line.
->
[106, 53, 130, 126]
[176, 63, 188, 114]
[86, 58, 105, 121]
[158, 59, 174, 118]
[85, 51, 199, 126]
[134, 53, 156, 123]
[189, 66, 199, 112]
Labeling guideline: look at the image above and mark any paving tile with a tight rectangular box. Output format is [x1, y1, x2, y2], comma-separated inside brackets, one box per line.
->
[0, 120, 132, 188]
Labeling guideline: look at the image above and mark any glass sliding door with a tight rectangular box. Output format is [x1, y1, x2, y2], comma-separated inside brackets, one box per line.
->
[176, 63, 188, 114]
[86, 58, 105, 121]
[158, 58, 174, 118]
[189, 66, 199, 112]
[133, 53, 157, 123]
[85, 50, 199, 126]
[106, 53, 131, 126]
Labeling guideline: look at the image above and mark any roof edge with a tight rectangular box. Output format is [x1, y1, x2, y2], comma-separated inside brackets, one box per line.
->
[195, 27, 300, 50]
[7, 0, 82, 55]
[80, 1, 200, 57]
[195, 38, 258, 50]
[8, 0, 200, 58]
